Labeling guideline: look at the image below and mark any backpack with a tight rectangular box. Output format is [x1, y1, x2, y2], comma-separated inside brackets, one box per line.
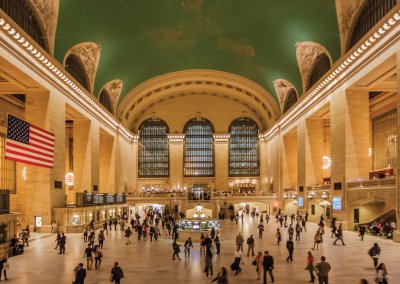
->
[369, 248, 377, 257]
[114, 267, 124, 279]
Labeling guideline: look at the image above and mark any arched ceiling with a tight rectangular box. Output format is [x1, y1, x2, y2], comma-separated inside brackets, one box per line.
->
[54, 0, 340, 104]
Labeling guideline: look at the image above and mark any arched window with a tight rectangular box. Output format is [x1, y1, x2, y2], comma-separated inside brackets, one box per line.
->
[65, 54, 90, 91]
[307, 54, 331, 91]
[0, 0, 48, 52]
[229, 117, 259, 177]
[99, 90, 113, 114]
[283, 89, 297, 113]
[348, 0, 396, 50]
[138, 118, 169, 178]
[184, 117, 214, 177]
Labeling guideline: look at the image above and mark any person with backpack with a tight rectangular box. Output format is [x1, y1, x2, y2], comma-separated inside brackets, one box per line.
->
[247, 235, 255, 257]
[124, 227, 132, 245]
[368, 243, 381, 268]
[110, 262, 124, 284]
[295, 223, 302, 241]
[333, 227, 346, 246]
[286, 239, 294, 262]
[172, 240, 182, 260]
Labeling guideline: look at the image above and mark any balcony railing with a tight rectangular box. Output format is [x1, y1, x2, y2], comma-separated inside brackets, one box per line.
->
[126, 191, 277, 200]
[347, 177, 396, 189]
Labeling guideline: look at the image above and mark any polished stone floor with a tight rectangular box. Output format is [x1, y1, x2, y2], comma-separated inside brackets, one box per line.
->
[6, 216, 400, 283]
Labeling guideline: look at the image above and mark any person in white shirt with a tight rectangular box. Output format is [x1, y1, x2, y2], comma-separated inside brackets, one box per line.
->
[232, 247, 244, 275]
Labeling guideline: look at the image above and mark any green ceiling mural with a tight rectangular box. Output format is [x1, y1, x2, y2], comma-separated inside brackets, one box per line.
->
[55, 0, 340, 104]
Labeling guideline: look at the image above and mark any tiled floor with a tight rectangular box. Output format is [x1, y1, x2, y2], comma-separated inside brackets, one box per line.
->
[6, 216, 400, 283]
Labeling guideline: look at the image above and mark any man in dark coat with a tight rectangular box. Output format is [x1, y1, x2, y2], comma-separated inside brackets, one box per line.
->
[262, 251, 274, 284]
[74, 263, 86, 284]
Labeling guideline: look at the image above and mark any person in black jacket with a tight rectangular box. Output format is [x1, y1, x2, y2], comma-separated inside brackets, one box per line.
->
[111, 262, 124, 284]
[59, 233, 66, 254]
[262, 250, 274, 284]
[286, 239, 294, 261]
[73, 263, 86, 284]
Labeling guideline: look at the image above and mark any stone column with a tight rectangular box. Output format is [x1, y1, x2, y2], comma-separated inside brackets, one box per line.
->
[73, 119, 100, 195]
[214, 134, 229, 192]
[23, 91, 65, 232]
[282, 133, 297, 188]
[259, 138, 268, 192]
[394, 51, 400, 242]
[99, 130, 115, 193]
[169, 135, 184, 189]
[331, 89, 370, 226]
[114, 134, 136, 193]
[305, 118, 325, 186]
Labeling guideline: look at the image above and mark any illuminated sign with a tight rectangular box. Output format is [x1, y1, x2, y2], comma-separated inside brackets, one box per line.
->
[332, 197, 342, 211]
[298, 197, 304, 207]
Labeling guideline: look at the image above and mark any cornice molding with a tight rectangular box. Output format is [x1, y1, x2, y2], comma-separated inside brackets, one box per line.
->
[64, 42, 101, 94]
[0, 11, 133, 142]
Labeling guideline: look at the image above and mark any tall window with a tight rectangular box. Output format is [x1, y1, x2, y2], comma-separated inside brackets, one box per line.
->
[138, 118, 169, 178]
[99, 90, 113, 114]
[229, 117, 259, 177]
[184, 117, 214, 177]
[307, 54, 331, 91]
[0, 0, 48, 52]
[372, 109, 397, 170]
[65, 54, 90, 91]
[0, 133, 16, 193]
[349, 0, 396, 50]
[283, 89, 297, 113]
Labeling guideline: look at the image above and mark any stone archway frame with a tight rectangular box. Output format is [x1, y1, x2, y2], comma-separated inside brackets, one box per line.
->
[63, 42, 101, 94]
[335, 0, 366, 55]
[295, 41, 333, 94]
[28, 0, 59, 55]
[117, 69, 280, 132]
[273, 79, 298, 115]
[99, 79, 123, 114]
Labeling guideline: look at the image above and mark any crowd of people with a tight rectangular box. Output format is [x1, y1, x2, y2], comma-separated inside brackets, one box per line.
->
[5, 206, 395, 284]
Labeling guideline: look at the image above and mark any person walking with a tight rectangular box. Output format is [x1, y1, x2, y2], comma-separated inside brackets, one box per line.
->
[215, 233, 221, 254]
[0, 254, 8, 281]
[315, 256, 331, 284]
[375, 263, 390, 284]
[212, 267, 228, 284]
[368, 243, 381, 268]
[184, 237, 193, 258]
[247, 234, 255, 257]
[286, 238, 294, 262]
[254, 251, 263, 280]
[330, 224, 337, 238]
[204, 250, 213, 278]
[172, 240, 182, 260]
[59, 233, 66, 254]
[302, 218, 307, 232]
[312, 231, 321, 250]
[318, 225, 325, 243]
[103, 221, 108, 235]
[54, 231, 61, 249]
[88, 231, 95, 248]
[262, 251, 274, 284]
[359, 225, 366, 241]
[98, 230, 105, 249]
[93, 245, 103, 269]
[232, 247, 243, 275]
[236, 232, 244, 252]
[83, 244, 93, 270]
[305, 251, 315, 283]
[110, 262, 124, 284]
[124, 227, 132, 245]
[333, 227, 346, 246]
[295, 223, 301, 241]
[83, 228, 88, 242]
[276, 228, 281, 245]
[73, 263, 87, 284]
[258, 223, 264, 238]
[288, 225, 294, 240]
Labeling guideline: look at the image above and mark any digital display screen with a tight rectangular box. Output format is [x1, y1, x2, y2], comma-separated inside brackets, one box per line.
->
[192, 225, 200, 230]
[93, 194, 105, 204]
[332, 197, 342, 211]
[298, 197, 304, 207]
[106, 194, 115, 204]
[116, 194, 124, 203]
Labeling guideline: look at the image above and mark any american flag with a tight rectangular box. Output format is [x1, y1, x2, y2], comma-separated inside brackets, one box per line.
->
[5, 115, 55, 168]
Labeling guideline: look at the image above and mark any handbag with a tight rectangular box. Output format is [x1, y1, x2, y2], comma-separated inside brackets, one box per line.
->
[252, 260, 256, 266]
[109, 274, 114, 282]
